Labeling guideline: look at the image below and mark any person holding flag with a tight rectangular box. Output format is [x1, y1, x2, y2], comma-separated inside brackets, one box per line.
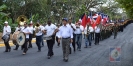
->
[74, 21, 84, 51]
[84, 22, 93, 48]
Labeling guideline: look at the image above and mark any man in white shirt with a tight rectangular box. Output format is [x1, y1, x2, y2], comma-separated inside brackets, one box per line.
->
[34, 22, 44, 52]
[22, 23, 31, 55]
[43, 20, 57, 59]
[67, 17, 76, 53]
[2, 21, 11, 52]
[28, 23, 34, 48]
[74, 22, 84, 51]
[58, 18, 73, 62]
[84, 23, 93, 48]
[94, 24, 101, 45]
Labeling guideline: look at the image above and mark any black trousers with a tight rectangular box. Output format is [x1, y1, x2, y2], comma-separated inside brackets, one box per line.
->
[95, 33, 100, 44]
[46, 39, 54, 56]
[72, 34, 76, 51]
[56, 36, 60, 46]
[28, 34, 33, 47]
[22, 38, 29, 53]
[4, 39, 11, 51]
[46, 35, 55, 56]
[36, 36, 41, 51]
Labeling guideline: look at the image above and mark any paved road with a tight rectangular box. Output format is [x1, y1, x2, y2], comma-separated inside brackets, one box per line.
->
[0, 24, 133, 66]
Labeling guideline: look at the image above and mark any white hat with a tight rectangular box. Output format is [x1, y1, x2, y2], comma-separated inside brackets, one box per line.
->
[4, 21, 8, 24]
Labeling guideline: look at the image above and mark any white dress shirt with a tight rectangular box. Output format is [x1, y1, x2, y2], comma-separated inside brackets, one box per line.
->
[84, 26, 93, 34]
[67, 23, 76, 33]
[34, 25, 44, 36]
[44, 24, 57, 36]
[74, 25, 84, 34]
[2, 25, 11, 36]
[29, 26, 34, 34]
[22, 27, 31, 38]
[95, 26, 100, 33]
[58, 25, 73, 38]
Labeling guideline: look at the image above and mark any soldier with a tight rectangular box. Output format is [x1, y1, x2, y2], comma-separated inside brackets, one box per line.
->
[113, 23, 118, 39]
[100, 25, 104, 41]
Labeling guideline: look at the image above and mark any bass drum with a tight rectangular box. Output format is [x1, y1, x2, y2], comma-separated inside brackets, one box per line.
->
[12, 31, 26, 46]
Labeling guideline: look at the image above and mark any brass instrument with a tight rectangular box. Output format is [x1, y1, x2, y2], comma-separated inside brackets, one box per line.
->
[17, 15, 28, 26]
[35, 23, 41, 33]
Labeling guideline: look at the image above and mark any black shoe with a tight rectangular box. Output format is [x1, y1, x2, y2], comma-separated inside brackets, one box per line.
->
[48, 56, 51, 59]
[51, 54, 54, 57]
[13, 48, 18, 50]
[65, 59, 68, 62]
[4, 50, 8, 52]
[28, 46, 32, 48]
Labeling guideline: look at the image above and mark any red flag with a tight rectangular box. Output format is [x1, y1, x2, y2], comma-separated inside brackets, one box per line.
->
[96, 15, 101, 25]
[91, 21, 96, 29]
[81, 13, 87, 28]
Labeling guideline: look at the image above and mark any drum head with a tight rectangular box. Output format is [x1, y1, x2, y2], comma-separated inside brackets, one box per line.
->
[16, 32, 26, 46]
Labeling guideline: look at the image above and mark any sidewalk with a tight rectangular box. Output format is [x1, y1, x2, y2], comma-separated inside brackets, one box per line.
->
[0, 38, 45, 47]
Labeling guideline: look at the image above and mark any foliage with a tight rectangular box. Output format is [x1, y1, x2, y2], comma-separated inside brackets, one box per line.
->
[115, 0, 133, 18]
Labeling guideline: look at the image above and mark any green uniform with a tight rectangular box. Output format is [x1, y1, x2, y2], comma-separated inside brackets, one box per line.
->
[113, 25, 118, 39]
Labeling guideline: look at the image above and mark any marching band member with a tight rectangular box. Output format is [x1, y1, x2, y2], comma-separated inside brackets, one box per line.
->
[34, 22, 44, 52]
[67, 17, 76, 53]
[13, 24, 24, 50]
[43, 20, 57, 59]
[28, 22, 34, 48]
[84, 23, 93, 48]
[13, 24, 21, 50]
[22, 23, 31, 55]
[58, 18, 73, 62]
[74, 21, 84, 51]
[2, 21, 11, 52]
[94, 24, 101, 45]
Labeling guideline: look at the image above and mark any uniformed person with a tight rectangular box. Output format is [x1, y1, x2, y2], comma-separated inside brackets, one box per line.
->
[113, 23, 118, 39]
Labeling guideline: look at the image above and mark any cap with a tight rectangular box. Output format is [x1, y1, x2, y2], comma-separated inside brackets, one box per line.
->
[62, 18, 68, 22]
[4, 21, 8, 24]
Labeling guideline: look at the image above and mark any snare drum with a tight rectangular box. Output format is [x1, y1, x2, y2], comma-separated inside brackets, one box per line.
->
[12, 31, 26, 46]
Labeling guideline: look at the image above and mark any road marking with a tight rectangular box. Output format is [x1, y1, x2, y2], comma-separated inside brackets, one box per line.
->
[0, 40, 45, 47]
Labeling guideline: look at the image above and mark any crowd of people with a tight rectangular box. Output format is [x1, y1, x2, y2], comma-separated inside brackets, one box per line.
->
[1, 17, 132, 62]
